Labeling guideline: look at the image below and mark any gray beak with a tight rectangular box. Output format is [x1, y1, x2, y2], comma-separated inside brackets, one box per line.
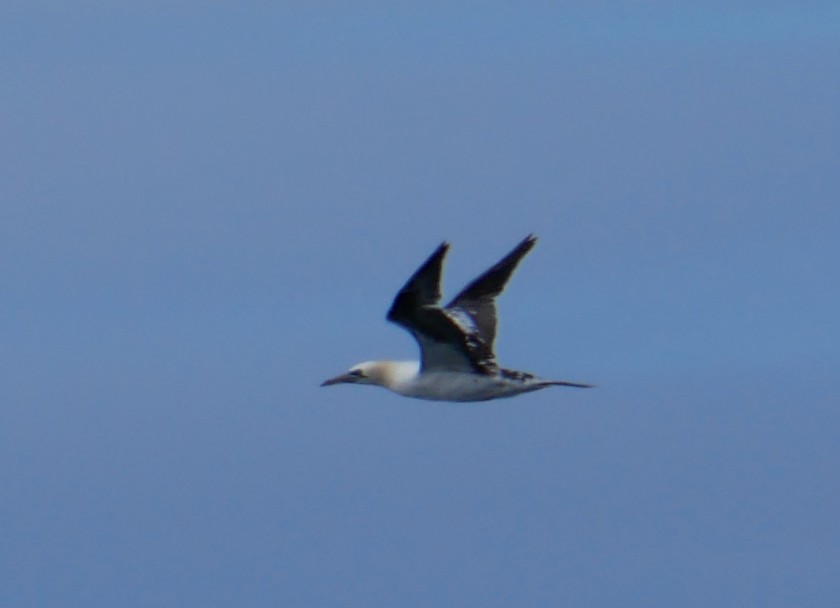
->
[321, 373, 355, 387]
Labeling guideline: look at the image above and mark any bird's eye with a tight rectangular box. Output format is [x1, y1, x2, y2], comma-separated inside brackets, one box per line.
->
[349, 369, 364, 378]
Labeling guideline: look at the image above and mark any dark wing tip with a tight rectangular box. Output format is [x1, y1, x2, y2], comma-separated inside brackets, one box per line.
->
[516, 233, 538, 254]
[492, 234, 539, 276]
[387, 239, 451, 325]
[424, 240, 450, 267]
[447, 234, 539, 307]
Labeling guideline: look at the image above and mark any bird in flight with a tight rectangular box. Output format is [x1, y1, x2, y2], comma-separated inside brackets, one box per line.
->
[322, 235, 592, 401]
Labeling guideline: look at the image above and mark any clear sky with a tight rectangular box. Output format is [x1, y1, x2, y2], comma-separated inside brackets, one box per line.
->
[2, 3, 839, 607]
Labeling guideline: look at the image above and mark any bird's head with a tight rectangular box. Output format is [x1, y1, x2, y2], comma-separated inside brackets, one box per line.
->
[321, 360, 418, 390]
[321, 361, 381, 387]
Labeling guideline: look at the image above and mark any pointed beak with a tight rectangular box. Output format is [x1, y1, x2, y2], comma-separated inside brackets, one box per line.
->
[321, 373, 355, 387]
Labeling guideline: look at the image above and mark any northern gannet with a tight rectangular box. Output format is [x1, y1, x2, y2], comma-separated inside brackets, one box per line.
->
[321, 235, 592, 401]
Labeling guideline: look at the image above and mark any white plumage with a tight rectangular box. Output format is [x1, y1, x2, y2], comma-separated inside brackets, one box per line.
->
[321, 235, 591, 402]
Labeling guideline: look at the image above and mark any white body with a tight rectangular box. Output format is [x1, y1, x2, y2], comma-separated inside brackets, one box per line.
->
[398, 371, 544, 402]
[344, 360, 552, 402]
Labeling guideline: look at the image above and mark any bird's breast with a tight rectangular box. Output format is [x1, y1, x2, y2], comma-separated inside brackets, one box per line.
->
[395, 371, 529, 402]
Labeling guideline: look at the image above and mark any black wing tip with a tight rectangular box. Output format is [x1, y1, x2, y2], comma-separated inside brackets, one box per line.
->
[500, 234, 538, 264]
[439, 235, 534, 260]
[415, 239, 451, 272]
[386, 239, 451, 324]
[517, 233, 538, 253]
[427, 240, 450, 263]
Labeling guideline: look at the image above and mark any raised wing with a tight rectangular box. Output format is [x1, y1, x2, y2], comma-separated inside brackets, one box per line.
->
[386, 241, 496, 374]
[445, 234, 537, 351]
[386, 241, 448, 322]
[386, 236, 536, 375]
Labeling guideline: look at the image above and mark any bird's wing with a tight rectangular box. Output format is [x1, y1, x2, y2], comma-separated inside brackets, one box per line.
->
[445, 234, 537, 352]
[386, 241, 496, 374]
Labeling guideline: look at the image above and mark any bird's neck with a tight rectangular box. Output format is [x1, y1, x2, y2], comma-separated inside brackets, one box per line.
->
[371, 360, 420, 390]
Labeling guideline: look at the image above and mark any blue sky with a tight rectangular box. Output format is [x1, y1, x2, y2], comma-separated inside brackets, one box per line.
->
[2, 3, 839, 607]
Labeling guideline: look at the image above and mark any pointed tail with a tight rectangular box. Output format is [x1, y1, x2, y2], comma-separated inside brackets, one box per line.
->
[542, 380, 594, 389]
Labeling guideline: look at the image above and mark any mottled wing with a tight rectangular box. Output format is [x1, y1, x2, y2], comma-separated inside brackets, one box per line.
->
[445, 234, 537, 351]
[387, 241, 496, 374]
